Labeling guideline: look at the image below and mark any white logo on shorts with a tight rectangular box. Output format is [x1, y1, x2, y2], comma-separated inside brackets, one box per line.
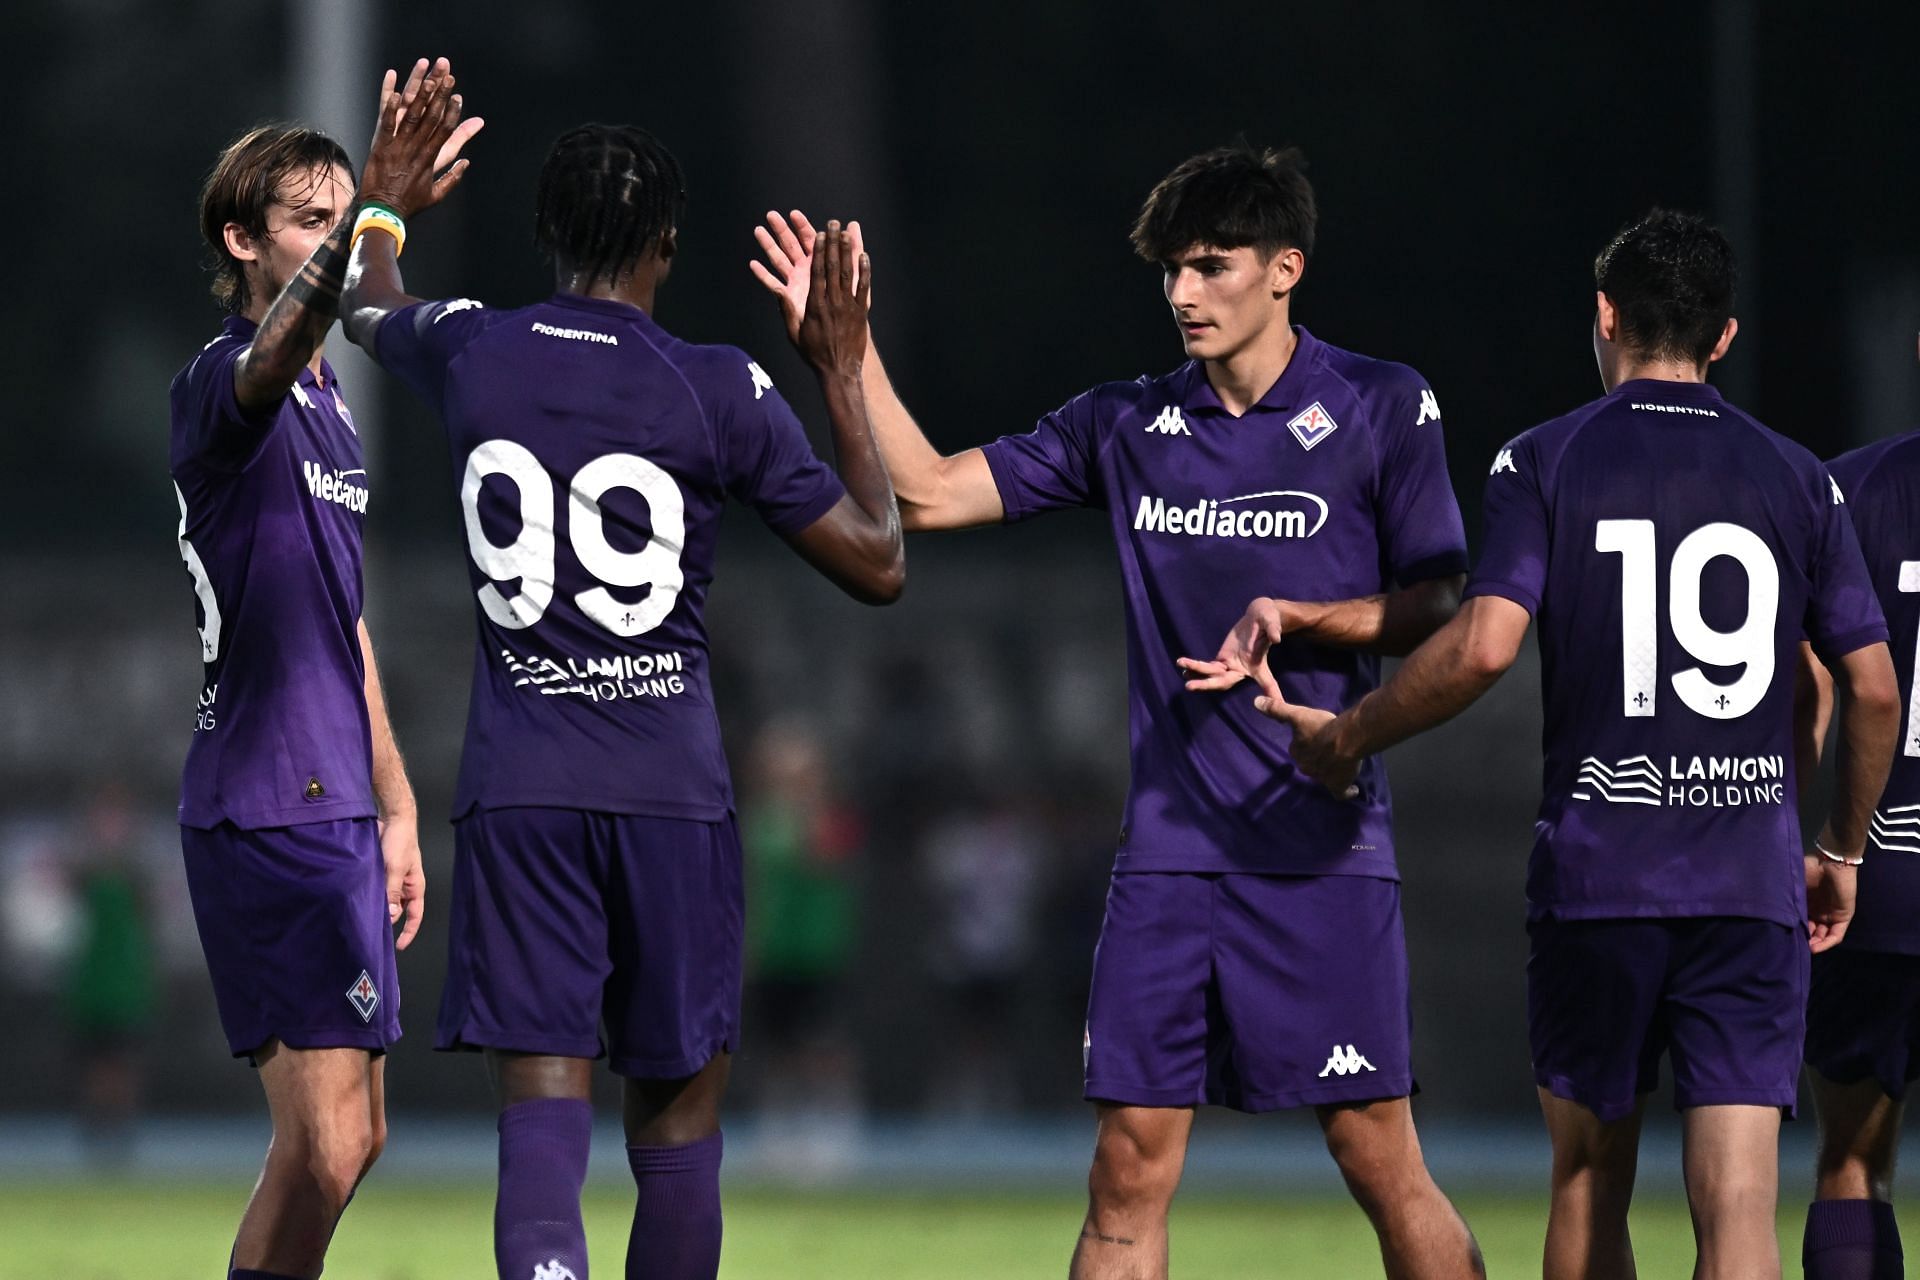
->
[1318, 1043, 1375, 1077]
[346, 970, 379, 1023]
[533, 1261, 577, 1280]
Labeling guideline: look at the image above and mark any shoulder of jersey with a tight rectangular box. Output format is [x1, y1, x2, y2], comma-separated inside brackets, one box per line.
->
[1830, 430, 1920, 493]
[673, 341, 782, 406]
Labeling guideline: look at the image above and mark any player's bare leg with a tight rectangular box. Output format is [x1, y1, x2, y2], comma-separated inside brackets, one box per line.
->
[1539, 1089, 1643, 1280]
[1804, 1069, 1905, 1279]
[1318, 1097, 1486, 1279]
[1811, 1069, 1903, 1201]
[488, 1052, 594, 1280]
[1681, 1103, 1782, 1280]
[624, 1053, 732, 1280]
[231, 1041, 383, 1275]
[1069, 1103, 1193, 1280]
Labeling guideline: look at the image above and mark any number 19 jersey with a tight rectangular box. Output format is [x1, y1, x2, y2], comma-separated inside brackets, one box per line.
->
[376, 294, 845, 820]
[1466, 378, 1887, 926]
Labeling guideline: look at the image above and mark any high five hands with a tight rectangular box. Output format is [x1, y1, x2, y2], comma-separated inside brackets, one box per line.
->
[1180, 598, 1361, 799]
[361, 57, 485, 221]
[751, 211, 868, 346]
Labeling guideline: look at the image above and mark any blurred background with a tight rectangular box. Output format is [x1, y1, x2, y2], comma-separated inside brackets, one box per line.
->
[2, 0, 1917, 1274]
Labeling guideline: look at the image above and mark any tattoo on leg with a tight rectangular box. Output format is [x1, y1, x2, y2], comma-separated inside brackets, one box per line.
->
[1079, 1227, 1137, 1247]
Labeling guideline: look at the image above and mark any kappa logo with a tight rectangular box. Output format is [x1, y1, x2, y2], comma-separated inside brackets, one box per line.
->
[1287, 402, 1338, 450]
[1083, 1024, 1092, 1071]
[531, 1262, 577, 1280]
[1415, 388, 1442, 425]
[747, 360, 774, 401]
[1829, 474, 1846, 506]
[433, 298, 484, 324]
[1490, 447, 1517, 476]
[1318, 1044, 1375, 1077]
[1146, 405, 1190, 436]
[346, 970, 379, 1023]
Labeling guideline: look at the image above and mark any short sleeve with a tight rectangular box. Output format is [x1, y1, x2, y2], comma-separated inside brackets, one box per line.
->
[1464, 435, 1549, 616]
[170, 334, 277, 472]
[1806, 466, 1890, 661]
[373, 297, 497, 415]
[979, 388, 1104, 521]
[714, 351, 845, 536]
[1372, 373, 1469, 583]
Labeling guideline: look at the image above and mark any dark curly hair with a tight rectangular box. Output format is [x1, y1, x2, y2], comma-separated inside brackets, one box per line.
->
[1594, 209, 1737, 366]
[534, 123, 687, 286]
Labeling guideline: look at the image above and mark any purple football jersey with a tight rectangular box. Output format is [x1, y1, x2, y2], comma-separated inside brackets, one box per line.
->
[169, 317, 376, 829]
[1466, 378, 1888, 927]
[981, 328, 1468, 876]
[375, 295, 845, 820]
[1828, 431, 1920, 953]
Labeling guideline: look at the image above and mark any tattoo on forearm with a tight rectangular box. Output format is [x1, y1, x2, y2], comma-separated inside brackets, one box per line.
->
[249, 211, 359, 378]
[1079, 1228, 1136, 1247]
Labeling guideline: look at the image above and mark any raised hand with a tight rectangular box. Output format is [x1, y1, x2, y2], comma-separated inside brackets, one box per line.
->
[795, 220, 871, 377]
[752, 210, 866, 345]
[1178, 597, 1287, 699]
[361, 57, 485, 220]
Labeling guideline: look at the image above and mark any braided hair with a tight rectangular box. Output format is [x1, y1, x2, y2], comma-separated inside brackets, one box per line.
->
[534, 124, 686, 286]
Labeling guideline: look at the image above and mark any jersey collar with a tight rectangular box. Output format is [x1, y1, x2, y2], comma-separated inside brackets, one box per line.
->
[1606, 377, 1724, 405]
[1178, 326, 1322, 417]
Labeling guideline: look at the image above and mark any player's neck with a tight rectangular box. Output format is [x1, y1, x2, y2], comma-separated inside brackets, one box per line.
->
[1605, 354, 1711, 391]
[556, 262, 659, 316]
[1204, 318, 1298, 417]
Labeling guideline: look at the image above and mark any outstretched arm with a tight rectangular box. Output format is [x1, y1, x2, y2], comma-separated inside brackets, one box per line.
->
[752, 211, 1003, 530]
[231, 204, 355, 416]
[340, 57, 485, 351]
[1178, 575, 1466, 694]
[781, 222, 905, 603]
[358, 619, 423, 950]
[1264, 594, 1533, 796]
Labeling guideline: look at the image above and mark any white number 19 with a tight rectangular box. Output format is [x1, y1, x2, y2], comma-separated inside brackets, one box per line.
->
[1595, 519, 1779, 720]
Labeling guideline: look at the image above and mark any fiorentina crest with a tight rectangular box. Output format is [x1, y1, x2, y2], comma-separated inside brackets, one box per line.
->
[1287, 402, 1338, 450]
[346, 970, 379, 1022]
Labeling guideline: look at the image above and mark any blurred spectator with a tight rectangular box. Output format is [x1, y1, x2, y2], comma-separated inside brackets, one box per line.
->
[741, 721, 867, 1169]
[917, 784, 1049, 1114]
[64, 785, 157, 1165]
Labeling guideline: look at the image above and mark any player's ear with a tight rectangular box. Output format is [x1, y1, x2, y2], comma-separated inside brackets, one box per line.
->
[1594, 291, 1619, 344]
[223, 222, 260, 264]
[1270, 246, 1304, 298]
[1706, 316, 1738, 365]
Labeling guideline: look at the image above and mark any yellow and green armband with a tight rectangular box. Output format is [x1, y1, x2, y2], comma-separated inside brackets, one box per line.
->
[351, 202, 407, 256]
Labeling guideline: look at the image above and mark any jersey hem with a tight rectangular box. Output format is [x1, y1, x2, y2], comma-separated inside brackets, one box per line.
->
[1462, 578, 1541, 615]
[453, 795, 733, 823]
[979, 441, 1036, 523]
[1526, 900, 1802, 928]
[761, 481, 846, 538]
[178, 800, 379, 831]
[1810, 622, 1893, 664]
[1110, 850, 1401, 880]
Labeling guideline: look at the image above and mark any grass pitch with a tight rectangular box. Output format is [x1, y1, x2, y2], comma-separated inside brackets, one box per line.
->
[0, 1179, 1891, 1278]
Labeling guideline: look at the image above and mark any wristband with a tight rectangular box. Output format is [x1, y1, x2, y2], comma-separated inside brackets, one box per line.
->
[1814, 841, 1865, 867]
[351, 202, 407, 256]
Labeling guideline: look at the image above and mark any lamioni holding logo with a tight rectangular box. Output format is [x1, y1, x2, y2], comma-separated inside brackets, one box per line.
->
[1133, 489, 1328, 540]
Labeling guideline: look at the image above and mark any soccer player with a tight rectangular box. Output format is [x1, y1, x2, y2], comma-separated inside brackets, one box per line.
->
[1797, 334, 1920, 1280]
[752, 145, 1485, 1280]
[1264, 210, 1902, 1280]
[340, 105, 902, 1278]
[169, 57, 476, 1280]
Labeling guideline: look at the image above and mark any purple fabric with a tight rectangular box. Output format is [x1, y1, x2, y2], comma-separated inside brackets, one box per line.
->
[1805, 949, 1920, 1101]
[1467, 379, 1889, 926]
[169, 317, 374, 830]
[979, 329, 1467, 876]
[374, 295, 843, 823]
[1527, 916, 1807, 1123]
[1829, 432, 1920, 953]
[496, 1098, 593, 1280]
[625, 1132, 723, 1280]
[436, 809, 742, 1078]
[179, 818, 398, 1058]
[1803, 1198, 1904, 1280]
[1083, 872, 1412, 1113]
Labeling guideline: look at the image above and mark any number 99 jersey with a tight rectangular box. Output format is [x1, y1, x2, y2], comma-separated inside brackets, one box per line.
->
[1465, 378, 1888, 926]
[376, 294, 845, 821]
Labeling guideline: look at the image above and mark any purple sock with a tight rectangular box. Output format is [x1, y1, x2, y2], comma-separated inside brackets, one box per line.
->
[496, 1098, 593, 1280]
[1805, 1199, 1904, 1280]
[625, 1132, 724, 1280]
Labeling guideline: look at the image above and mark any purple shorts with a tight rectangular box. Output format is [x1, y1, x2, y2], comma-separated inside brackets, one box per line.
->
[179, 818, 400, 1059]
[436, 807, 743, 1079]
[1805, 947, 1920, 1101]
[1528, 916, 1807, 1123]
[1084, 873, 1413, 1113]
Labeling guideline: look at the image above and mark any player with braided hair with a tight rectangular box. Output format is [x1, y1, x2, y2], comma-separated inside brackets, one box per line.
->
[343, 116, 900, 1280]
